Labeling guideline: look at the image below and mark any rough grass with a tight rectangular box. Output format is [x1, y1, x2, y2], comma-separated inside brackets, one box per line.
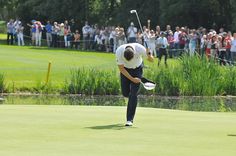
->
[0, 105, 235, 156]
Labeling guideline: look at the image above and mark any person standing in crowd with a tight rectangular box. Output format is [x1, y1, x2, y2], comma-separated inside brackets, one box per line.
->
[16, 22, 24, 46]
[7, 19, 14, 45]
[188, 29, 197, 56]
[156, 32, 169, 66]
[117, 27, 127, 47]
[230, 33, 236, 65]
[58, 23, 65, 48]
[173, 26, 180, 56]
[27, 20, 37, 46]
[82, 21, 91, 50]
[52, 22, 59, 47]
[127, 22, 137, 43]
[225, 31, 232, 64]
[115, 43, 154, 126]
[210, 35, 218, 60]
[109, 26, 116, 53]
[35, 21, 43, 47]
[147, 30, 157, 57]
[179, 27, 187, 55]
[200, 35, 207, 58]
[64, 20, 71, 48]
[71, 30, 81, 50]
[218, 35, 226, 65]
[167, 31, 175, 58]
[45, 21, 52, 47]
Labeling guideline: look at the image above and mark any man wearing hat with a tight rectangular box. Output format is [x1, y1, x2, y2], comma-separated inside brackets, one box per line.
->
[116, 43, 154, 126]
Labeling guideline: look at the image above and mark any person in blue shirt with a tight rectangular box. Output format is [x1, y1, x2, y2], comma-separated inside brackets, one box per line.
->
[7, 19, 14, 45]
[45, 21, 52, 47]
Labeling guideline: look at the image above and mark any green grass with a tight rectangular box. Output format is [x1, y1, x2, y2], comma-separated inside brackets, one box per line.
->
[0, 105, 235, 156]
[0, 45, 117, 89]
[0, 33, 6, 39]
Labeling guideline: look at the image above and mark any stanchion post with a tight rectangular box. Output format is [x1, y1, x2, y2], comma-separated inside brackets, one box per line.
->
[45, 62, 52, 85]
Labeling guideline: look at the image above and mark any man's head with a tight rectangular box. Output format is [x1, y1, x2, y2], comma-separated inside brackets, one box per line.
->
[124, 46, 134, 61]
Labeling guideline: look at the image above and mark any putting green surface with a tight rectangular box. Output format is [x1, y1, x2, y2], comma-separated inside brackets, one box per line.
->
[0, 105, 236, 156]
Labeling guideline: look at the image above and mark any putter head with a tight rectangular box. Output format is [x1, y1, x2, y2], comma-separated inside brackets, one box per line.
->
[130, 10, 137, 14]
[141, 77, 156, 90]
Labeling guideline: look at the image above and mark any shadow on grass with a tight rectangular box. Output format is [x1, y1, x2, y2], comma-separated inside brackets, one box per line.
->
[227, 134, 236, 137]
[86, 124, 136, 130]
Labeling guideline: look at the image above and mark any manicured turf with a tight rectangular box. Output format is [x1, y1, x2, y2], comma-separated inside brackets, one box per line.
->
[0, 105, 235, 156]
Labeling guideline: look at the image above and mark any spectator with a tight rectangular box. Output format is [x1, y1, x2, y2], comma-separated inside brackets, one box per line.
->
[225, 31, 232, 64]
[59, 23, 65, 47]
[35, 21, 43, 46]
[109, 26, 116, 53]
[45, 21, 52, 47]
[117, 27, 126, 47]
[188, 29, 197, 56]
[167, 31, 175, 58]
[148, 30, 156, 57]
[200, 35, 207, 58]
[82, 21, 91, 50]
[7, 19, 14, 45]
[173, 26, 180, 56]
[52, 22, 59, 47]
[230, 33, 236, 65]
[156, 32, 168, 66]
[179, 27, 187, 55]
[210, 35, 218, 60]
[218, 35, 226, 65]
[127, 22, 137, 43]
[71, 30, 81, 50]
[16, 22, 24, 46]
[27, 20, 37, 46]
[64, 20, 71, 48]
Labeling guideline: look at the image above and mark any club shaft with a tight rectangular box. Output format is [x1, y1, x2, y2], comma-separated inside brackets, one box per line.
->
[134, 12, 148, 48]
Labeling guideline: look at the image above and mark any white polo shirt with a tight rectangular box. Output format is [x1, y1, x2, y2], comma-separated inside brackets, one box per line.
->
[116, 43, 147, 69]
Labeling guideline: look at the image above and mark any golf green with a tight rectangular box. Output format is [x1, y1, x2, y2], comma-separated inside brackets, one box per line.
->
[0, 105, 235, 156]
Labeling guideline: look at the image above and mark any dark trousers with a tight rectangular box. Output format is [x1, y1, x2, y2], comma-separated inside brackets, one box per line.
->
[158, 48, 168, 65]
[7, 33, 14, 45]
[120, 66, 143, 122]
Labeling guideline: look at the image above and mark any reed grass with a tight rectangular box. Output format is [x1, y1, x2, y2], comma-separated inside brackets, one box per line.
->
[0, 73, 5, 93]
[66, 68, 120, 95]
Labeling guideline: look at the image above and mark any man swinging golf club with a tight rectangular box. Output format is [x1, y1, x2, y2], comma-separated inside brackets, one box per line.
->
[116, 43, 154, 126]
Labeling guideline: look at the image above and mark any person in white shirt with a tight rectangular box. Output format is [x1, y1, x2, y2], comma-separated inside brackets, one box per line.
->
[16, 22, 24, 46]
[230, 33, 236, 64]
[116, 43, 154, 126]
[127, 22, 137, 43]
[156, 32, 169, 66]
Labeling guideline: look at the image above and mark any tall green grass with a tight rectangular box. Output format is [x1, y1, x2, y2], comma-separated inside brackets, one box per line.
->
[0, 73, 5, 93]
[66, 55, 236, 96]
[65, 68, 120, 95]
[145, 55, 236, 96]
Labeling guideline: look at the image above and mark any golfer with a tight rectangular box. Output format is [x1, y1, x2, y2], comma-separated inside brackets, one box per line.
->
[116, 43, 154, 126]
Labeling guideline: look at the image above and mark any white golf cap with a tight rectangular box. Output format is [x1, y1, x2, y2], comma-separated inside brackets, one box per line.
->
[131, 22, 134, 25]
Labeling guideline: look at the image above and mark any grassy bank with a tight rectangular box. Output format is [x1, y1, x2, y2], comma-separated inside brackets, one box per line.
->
[0, 105, 235, 156]
[0, 45, 117, 92]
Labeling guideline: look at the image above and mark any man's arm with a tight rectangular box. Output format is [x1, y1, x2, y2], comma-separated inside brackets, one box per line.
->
[146, 48, 154, 62]
[118, 65, 141, 84]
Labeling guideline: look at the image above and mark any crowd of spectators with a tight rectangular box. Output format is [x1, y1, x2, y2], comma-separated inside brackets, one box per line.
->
[6, 18, 236, 65]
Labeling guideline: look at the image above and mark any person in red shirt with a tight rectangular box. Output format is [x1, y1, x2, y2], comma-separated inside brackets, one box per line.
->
[224, 31, 232, 64]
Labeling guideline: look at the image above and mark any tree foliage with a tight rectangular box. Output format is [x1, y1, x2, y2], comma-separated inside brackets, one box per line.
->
[1, 0, 236, 31]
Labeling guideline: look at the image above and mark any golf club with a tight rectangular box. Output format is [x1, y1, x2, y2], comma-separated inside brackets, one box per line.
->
[130, 9, 148, 47]
[130, 10, 155, 90]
